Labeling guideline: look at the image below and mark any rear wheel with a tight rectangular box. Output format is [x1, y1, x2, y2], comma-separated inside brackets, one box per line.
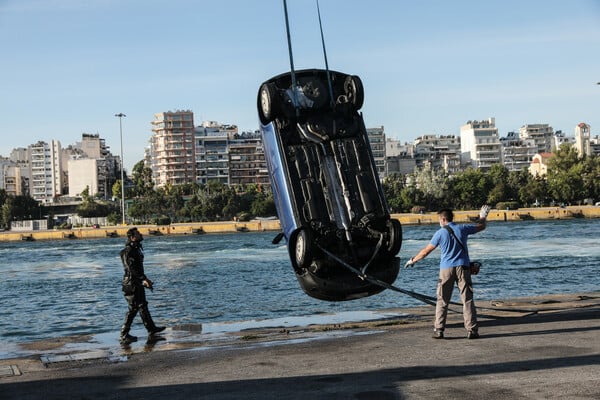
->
[291, 228, 313, 271]
[344, 75, 364, 110]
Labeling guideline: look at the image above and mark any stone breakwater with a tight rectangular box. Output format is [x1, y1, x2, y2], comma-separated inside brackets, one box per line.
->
[1, 206, 599, 242]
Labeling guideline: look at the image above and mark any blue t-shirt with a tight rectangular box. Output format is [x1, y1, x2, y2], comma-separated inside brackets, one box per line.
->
[430, 222, 478, 269]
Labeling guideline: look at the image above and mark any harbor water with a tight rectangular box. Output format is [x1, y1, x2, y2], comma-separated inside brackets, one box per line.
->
[0, 218, 598, 346]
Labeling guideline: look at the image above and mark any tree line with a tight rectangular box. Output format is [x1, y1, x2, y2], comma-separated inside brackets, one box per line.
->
[383, 144, 600, 212]
[0, 143, 598, 228]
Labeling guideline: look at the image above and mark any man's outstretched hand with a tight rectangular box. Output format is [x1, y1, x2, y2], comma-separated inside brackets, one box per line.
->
[479, 205, 490, 219]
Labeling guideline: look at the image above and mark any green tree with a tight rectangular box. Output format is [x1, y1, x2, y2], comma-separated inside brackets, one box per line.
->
[382, 174, 406, 213]
[3, 195, 40, 222]
[519, 174, 547, 206]
[413, 164, 449, 211]
[250, 191, 276, 217]
[581, 155, 600, 202]
[130, 160, 155, 197]
[112, 180, 123, 200]
[448, 168, 489, 210]
[546, 144, 585, 204]
[0, 188, 8, 208]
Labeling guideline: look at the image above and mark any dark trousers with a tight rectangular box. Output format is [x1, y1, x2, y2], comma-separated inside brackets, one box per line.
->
[121, 286, 157, 336]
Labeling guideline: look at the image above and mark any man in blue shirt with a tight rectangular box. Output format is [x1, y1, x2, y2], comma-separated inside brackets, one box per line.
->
[404, 205, 489, 339]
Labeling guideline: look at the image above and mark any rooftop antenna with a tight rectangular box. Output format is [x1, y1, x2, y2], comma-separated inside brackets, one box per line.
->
[283, 0, 300, 118]
[316, 0, 335, 109]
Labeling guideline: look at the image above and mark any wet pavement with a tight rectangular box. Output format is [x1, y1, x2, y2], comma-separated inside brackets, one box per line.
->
[1, 292, 599, 399]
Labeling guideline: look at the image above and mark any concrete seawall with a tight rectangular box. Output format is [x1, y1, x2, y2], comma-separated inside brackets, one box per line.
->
[395, 205, 600, 225]
[2, 206, 599, 242]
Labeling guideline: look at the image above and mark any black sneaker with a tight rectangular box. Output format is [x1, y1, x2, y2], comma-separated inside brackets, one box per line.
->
[432, 330, 444, 339]
[149, 326, 166, 336]
[120, 334, 138, 344]
[467, 330, 480, 339]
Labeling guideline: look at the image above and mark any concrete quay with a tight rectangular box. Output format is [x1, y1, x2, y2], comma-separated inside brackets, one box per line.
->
[2, 205, 599, 242]
[1, 292, 599, 399]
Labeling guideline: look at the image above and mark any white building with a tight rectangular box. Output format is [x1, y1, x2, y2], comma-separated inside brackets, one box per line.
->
[414, 134, 462, 175]
[194, 121, 236, 185]
[553, 130, 574, 150]
[28, 140, 63, 203]
[366, 126, 386, 177]
[460, 118, 502, 171]
[500, 131, 538, 172]
[574, 122, 591, 157]
[529, 153, 554, 177]
[68, 158, 101, 197]
[519, 124, 554, 154]
[0, 159, 24, 196]
[385, 137, 406, 158]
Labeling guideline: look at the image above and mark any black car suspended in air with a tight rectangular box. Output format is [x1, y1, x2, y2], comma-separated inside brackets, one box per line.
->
[258, 68, 403, 301]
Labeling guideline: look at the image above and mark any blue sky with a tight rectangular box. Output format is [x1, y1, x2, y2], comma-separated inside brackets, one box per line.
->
[1, 0, 599, 171]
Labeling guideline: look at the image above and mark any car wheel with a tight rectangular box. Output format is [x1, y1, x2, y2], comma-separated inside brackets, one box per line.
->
[385, 219, 402, 256]
[292, 228, 313, 270]
[258, 83, 277, 124]
[344, 75, 364, 110]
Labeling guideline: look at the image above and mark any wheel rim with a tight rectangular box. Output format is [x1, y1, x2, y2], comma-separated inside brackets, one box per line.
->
[295, 233, 305, 262]
[260, 87, 271, 120]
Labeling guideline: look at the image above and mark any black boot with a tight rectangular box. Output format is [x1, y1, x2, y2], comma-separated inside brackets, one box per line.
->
[140, 305, 165, 335]
[120, 333, 138, 344]
[120, 310, 138, 343]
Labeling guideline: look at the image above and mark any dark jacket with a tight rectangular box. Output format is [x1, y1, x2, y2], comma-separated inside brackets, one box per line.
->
[120, 242, 146, 291]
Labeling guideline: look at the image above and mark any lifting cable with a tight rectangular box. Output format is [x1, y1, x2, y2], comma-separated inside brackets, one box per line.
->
[282, 0, 300, 118]
[318, 244, 541, 319]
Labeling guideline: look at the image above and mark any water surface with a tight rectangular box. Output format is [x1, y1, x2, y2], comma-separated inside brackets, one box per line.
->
[0, 219, 598, 345]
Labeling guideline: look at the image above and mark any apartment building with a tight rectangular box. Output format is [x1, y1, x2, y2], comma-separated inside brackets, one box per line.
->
[150, 111, 196, 188]
[519, 124, 554, 154]
[414, 134, 462, 174]
[194, 121, 234, 185]
[28, 140, 63, 202]
[0, 157, 24, 196]
[228, 131, 269, 186]
[63, 133, 120, 200]
[366, 126, 386, 177]
[500, 131, 538, 172]
[68, 158, 102, 197]
[3, 166, 23, 196]
[460, 118, 503, 171]
[553, 130, 573, 150]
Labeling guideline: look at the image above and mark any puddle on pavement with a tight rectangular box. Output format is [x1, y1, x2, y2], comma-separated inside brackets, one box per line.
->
[1, 310, 408, 362]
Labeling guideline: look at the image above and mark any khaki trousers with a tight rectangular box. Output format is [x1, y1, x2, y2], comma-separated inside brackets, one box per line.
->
[435, 266, 478, 332]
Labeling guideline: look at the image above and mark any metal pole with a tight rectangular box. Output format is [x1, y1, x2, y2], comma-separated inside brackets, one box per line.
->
[115, 113, 126, 225]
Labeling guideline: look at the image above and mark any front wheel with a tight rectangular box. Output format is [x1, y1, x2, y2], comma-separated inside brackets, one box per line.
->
[385, 219, 402, 256]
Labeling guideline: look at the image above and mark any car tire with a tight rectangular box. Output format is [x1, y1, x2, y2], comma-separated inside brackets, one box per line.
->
[291, 228, 313, 270]
[385, 219, 402, 256]
[258, 83, 277, 124]
[344, 75, 364, 110]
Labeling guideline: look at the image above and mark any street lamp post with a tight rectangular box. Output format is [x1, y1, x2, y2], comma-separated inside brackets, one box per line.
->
[115, 113, 127, 225]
